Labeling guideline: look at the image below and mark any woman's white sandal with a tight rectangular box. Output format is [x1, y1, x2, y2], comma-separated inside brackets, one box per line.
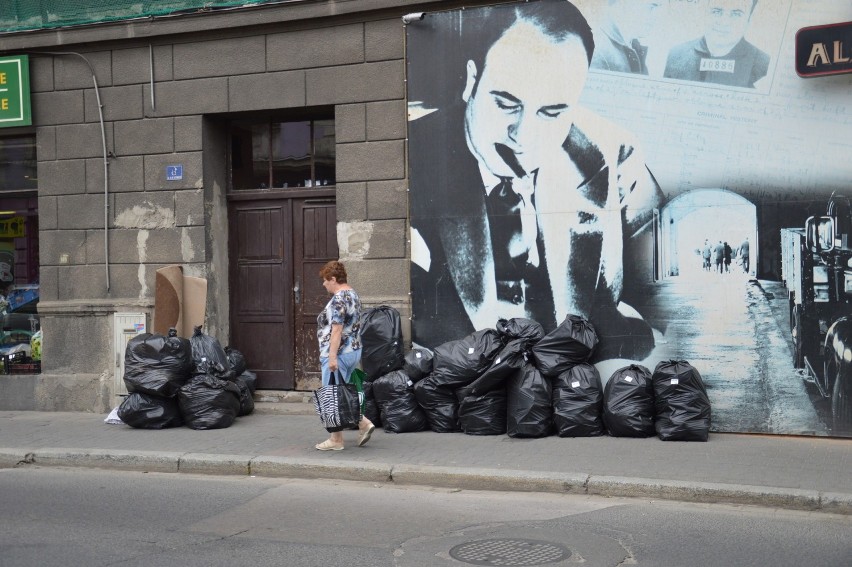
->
[315, 440, 344, 451]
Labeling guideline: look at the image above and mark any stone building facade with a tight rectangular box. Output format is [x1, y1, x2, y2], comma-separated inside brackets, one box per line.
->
[0, 0, 453, 411]
[1, 0, 850, 439]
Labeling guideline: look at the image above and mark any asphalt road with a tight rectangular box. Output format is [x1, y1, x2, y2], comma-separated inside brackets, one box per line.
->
[1, 467, 849, 567]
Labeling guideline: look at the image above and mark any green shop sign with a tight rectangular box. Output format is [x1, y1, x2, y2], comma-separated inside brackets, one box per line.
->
[0, 55, 31, 128]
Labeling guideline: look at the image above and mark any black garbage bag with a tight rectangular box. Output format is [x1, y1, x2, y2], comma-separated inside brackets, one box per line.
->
[239, 370, 257, 394]
[432, 329, 504, 387]
[413, 374, 461, 432]
[362, 380, 382, 428]
[552, 363, 605, 437]
[603, 364, 655, 437]
[496, 318, 545, 346]
[178, 374, 241, 430]
[531, 315, 598, 377]
[507, 362, 553, 438]
[189, 326, 234, 379]
[224, 346, 247, 376]
[234, 375, 255, 416]
[123, 328, 192, 397]
[371, 370, 429, 433]
[360, 306, 405, 380]
[456, 385, 508, 436]
[589, 308, 656, 363]
[117, 392, 183, 429]
[652, 360, 712, 441]
[403, 348, 434, 382]
[467, 339, 528, 396]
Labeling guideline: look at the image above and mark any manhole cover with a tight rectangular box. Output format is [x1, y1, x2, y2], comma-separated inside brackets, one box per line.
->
[448, 538, 571, 566]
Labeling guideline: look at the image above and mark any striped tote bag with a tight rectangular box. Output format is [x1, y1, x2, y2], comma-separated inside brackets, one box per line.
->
[313, 371, 361, 432]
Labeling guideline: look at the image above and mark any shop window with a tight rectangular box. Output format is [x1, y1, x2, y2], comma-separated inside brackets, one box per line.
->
[0, 132, 40, 374]
[0, 134, 37, 192]
[230, 118, 335, 190]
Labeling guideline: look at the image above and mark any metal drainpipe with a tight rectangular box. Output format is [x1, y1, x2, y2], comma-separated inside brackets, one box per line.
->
[149, 44, 156, 111]
[36, 52, 110, 290]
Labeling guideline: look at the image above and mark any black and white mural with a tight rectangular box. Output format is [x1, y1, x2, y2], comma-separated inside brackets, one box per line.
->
[407, 0, 852, 437]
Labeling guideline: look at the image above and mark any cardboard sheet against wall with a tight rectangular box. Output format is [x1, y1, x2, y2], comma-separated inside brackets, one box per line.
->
[154, 265, 207, 338]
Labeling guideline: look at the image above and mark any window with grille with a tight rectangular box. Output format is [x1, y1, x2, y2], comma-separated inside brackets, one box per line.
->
[230, 118, 335, 191]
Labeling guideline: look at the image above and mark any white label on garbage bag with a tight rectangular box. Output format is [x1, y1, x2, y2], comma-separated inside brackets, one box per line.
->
[671, 378, 679, 385]
[624, 375, 634, 382]
[495, 357, 502, 364]
[416, 352, 422, 358]
[571, 381, 580, 388]
[468, 347, 475, 354]
[407, 380, 413, 387]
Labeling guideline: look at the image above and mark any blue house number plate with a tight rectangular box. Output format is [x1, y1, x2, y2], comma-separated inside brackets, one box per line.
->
[166, 164, 183, 181]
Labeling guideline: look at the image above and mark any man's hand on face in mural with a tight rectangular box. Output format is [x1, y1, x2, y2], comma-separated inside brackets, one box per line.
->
[493, 144, 540, 269]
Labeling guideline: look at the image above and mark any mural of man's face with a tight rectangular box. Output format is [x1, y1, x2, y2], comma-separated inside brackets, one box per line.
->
[462, 20, 589, 179]
[704, 0, 755, 55]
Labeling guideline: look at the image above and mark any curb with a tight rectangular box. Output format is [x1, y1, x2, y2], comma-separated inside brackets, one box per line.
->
[250, 456, 392, 483]
[1, 447, 183, 473]
[391, 464, 588, 494]
[586, 475, 824, 512]
[180, 453, 253, 476]
[2, 447, 849, 515]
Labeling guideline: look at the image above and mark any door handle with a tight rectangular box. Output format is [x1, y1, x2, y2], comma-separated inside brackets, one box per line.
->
[294, 280, 301, 304]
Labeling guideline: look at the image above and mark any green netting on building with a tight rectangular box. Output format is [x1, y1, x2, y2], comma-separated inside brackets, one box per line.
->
[0, 1, 283, 33]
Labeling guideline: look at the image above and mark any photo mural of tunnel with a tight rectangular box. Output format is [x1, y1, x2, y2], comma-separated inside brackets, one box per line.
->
[406, 0, 852, 437]
[659, 189, 757, 278]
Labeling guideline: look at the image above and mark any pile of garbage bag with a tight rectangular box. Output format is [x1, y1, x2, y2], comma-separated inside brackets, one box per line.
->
[116, 326, 256, 430]
[359, 307, 711, 442]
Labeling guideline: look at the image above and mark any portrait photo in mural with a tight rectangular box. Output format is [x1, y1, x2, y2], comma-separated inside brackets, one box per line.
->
[662, 0, 771, 89]
[585, 0, 788, 91]
[587, 0, 660, 75]
[407, 0, 852, 438]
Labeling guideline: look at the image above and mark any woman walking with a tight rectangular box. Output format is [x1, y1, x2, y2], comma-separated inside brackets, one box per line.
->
[315, 260, 375, 451]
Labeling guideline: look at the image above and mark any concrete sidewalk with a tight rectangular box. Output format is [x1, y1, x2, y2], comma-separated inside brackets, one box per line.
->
[0, 410, 850, 514]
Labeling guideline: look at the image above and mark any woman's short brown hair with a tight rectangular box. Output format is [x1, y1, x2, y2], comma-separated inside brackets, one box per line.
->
[319, 260, 347, 283]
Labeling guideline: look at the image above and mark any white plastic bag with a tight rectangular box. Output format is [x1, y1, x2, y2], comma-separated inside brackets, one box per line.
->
[104, 406, 124, 425]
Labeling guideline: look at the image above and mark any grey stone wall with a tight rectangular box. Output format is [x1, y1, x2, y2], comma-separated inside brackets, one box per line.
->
[5, 6, 414, 410]
[329, 19, 411, 335]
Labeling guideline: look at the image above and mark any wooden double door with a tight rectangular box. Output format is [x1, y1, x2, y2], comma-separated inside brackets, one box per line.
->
[228, 194, 338, 390]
